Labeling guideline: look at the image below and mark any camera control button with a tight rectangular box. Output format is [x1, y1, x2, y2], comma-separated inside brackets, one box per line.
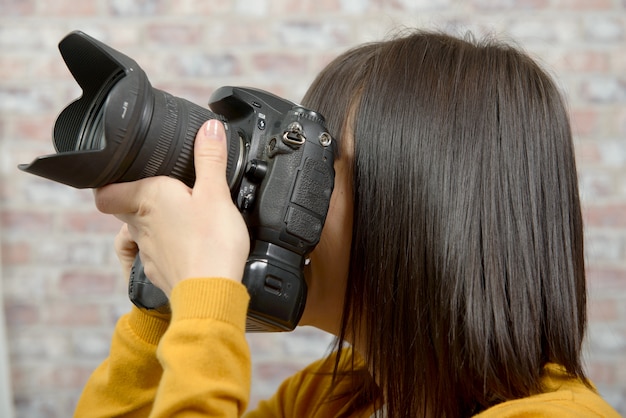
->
[245, 159, 268, 183]
[264, 276, 282, 296]
[241, 192, 256, 211]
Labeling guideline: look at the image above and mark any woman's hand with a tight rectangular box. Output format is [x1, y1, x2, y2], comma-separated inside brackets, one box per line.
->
[114, 223, 138, 280]
[94, 120, 249, 296]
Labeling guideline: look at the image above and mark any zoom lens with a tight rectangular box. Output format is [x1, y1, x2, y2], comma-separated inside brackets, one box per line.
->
[19, 30, 243, 189]
[76, 105, 106, 151]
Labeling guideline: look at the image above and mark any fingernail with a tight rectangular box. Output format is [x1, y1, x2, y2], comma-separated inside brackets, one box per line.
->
[205, 119, 222, 140]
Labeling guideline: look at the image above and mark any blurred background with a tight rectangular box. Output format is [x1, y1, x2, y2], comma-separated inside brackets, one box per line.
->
[0, 0, 624, 416]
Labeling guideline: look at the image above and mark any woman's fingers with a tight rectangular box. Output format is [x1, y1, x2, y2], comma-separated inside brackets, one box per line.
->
[192, 119, 230, 200]
[94, 180, 146, 215]
[92, 119, 249, 295]
[113, 224, 139, 280]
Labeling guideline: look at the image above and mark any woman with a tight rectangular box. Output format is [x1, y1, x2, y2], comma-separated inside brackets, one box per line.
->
[75, 31, 620, 417]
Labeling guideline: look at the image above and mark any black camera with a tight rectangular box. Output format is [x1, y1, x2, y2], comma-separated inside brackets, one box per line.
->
[19, 31, 335, 332]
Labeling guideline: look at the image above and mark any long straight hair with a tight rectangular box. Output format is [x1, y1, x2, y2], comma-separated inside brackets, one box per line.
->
[301, 31, 588, 417]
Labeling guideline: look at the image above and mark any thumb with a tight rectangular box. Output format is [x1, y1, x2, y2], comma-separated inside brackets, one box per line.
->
[193, 119, 229, 196]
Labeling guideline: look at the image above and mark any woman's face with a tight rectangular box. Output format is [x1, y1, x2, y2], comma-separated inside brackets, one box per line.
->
[299, 133, 354, 336]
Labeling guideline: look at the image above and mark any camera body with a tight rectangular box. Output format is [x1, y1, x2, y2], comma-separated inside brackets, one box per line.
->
[209, 86, 335, 331]
[19, 31, 335, 332]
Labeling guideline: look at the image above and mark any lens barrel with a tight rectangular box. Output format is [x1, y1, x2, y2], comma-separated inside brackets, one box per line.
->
[19, 30, 242, 190]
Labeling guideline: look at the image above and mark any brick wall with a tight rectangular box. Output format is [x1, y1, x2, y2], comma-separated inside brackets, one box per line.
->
[0, 0, 624, 416]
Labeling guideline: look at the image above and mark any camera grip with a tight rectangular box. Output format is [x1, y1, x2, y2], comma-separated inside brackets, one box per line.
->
[128, 255, 171, 314]
[243, 241, 307, 332]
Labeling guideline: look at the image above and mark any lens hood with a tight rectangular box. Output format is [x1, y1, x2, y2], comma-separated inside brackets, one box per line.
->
[19, 31, 155, 188]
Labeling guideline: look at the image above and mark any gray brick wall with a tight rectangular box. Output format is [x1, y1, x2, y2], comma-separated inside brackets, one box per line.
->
[1, 0, 625, 416]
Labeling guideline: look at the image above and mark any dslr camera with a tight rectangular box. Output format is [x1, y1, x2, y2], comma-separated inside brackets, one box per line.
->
[19, 31, 335, 332]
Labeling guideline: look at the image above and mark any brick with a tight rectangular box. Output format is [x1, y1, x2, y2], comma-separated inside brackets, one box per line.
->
[588, 298, 619, 322]
[146, 23, 204, 46]
[570, 108, 600, 138]
[67, 240, 111, 266]
[617, 108, 626, 137]
[13, 392, 77, 418]
[0, 85, 59, 115]
[583, 16, 625, 42]
[554, 0, 614, 9]
[581, 77, 626, 103]
[274, 21, 351, 48]
[617, 358, 626, 392]
[254, 360, 303, 382]
[270, 0, 343, 12]
[251, 53, 309, 77]
[58, 270, 118, 296]
[0, 54, 32, 80]
[587, 325, 626, 354]
[204, 22, 272, 47]
[10, 367, 28, 393]
[38, 1, 97, 15]
[106, 301, 135, 326]
[1, 241, 31, 265]
[19, 179, 93, 208]
[596, 141, 626, 167]
[382, 0, 455, 12]
[472, 0, 549, 10]
[2, 267, 55, 301]
[171, 52, 241, 78]
[4, 141, 56, 179]
[614, 51, 626, 73]
[0, 0, 36, 15]
[107, 0, 170, 16]
[587, 360, 618, 385]
[166, 0, 232, 15]
[71, 331, 112, 358]
[59, 211, 122, 234]
[234, 0, 269, 16]
[1, 211, 54, 235]
[0, 25, 67, 51]
[574, 141, 601, 167]
[9, 331, 70, 361]
[587, 265, 626, 290]
[338, 0, 369, 13]
[555, 51, 611, 74]
[585, 203, 626, 228]
[11, 114, 59, 142]
[579, 171, 615, 200]
[42, 303, 102, 326]
[31, 364, 94, 390]
[246, 333, 283, 352]
[506, 19, 564, 43]
[0, 181, 8, 203]
[585, 233, 623, 261]
[4, 302, 40, 326]
[283, 327, 333, 357]
[66, 25, 141, 49]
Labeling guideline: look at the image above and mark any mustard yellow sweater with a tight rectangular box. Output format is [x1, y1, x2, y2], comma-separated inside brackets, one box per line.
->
[74, 278, 621, 418]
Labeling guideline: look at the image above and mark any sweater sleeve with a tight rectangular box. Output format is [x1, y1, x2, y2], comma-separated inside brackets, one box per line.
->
[74, 277, 251, 418]
[149, 277, 251, 418]
[74, 306, 170, 418]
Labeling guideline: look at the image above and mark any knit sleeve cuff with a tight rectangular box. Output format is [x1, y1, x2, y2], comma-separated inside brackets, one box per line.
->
[169, 278, 251, 332]
[127, 306, 171, 346]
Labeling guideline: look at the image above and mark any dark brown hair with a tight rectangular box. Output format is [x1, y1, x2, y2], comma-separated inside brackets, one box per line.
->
[301, 30, 588, 417]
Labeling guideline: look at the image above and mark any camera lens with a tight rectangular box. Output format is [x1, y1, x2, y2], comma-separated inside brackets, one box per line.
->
[19, 30, 244, 190]
[76, 105, 106, 151]
[89, 80, 244, 189]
